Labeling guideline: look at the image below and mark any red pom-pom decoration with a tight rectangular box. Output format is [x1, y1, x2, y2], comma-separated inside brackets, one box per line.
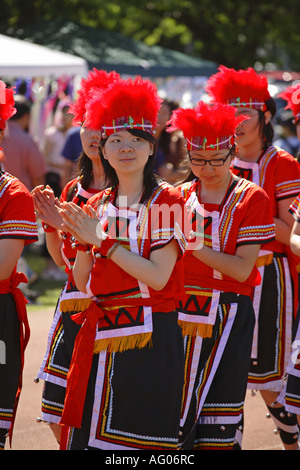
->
[206, 65, 270, 112]
[70, 69, 120, 126]
[279, 84, 300, 124]
[168, 101, 248, 150]
[0, 82, 16, 129]
[85, 76, 162, 136]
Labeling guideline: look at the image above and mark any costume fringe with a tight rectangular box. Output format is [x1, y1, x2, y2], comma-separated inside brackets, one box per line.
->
[59, 298, 92, 314]
[60, 298, 154, 353]
[93, 332, 152, 353]
[256, 253, 273, 268]
[178, 320, 213, 338]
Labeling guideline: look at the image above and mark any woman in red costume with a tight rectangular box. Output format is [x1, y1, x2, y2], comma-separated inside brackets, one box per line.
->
[169, 101, 275, 449]
[206, 66, 300, 449]
[0, 82, 38, 449]
[58, 77, 188, 450]
[277, 83, 300, 429]
[32, 69, 119, 444]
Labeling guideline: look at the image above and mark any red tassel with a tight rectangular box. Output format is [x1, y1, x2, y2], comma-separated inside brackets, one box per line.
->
[60, 302, 106, 429]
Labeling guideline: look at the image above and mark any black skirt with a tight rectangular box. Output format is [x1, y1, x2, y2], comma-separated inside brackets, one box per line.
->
[63, 311, 184, 450]
[180, 293, 255, 450]
[248, 254, 295, 391]
[0, 293, 21, 439]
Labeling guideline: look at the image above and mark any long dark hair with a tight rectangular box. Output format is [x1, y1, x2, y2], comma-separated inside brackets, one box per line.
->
[99, 128, 160, 202]
[258, 97, 277, 149]
[159, 99, 180, 157]
[66, 151, 100, 201]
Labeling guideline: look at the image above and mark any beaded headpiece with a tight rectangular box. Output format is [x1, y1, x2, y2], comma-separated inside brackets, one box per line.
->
[206, 65, 270, 112]
[279, 84, 300, 124]
[168, 101, 248, 151]
[0, 81, 16, 130]
[85, 76, 162, 137]
[70, 68, 120, 126]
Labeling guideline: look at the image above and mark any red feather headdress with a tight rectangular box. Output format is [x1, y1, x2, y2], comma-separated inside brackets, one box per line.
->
[279, 84, 300, 123]
[0, 81, 16, 129]
[206, 65, 270, 112]
[70, 68, 120, 126]
[85, 76, 162, 136]
[168, 101, 248, 151]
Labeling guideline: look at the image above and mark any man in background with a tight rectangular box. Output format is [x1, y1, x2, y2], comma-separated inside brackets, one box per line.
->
[2, 94, 46, 191]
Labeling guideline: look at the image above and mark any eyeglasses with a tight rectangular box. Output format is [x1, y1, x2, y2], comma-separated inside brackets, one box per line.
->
[188, 149, 232, 167]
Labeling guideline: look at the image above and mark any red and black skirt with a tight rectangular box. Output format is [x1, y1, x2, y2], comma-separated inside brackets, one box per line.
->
[61, 310, 184, 450]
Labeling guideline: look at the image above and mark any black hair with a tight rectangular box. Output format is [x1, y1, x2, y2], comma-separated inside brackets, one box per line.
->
[66, 150, 104, 201]
[178, 144, 237, 185]
[99, 128, 160, 202]
[10, 95, 31, 120]
[159, 99, 180, 156]
[258, 97, 277, 149]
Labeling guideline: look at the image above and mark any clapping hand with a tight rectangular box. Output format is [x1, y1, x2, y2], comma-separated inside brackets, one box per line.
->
[59, 201, 106, 247]
[31, 185, 64, 230]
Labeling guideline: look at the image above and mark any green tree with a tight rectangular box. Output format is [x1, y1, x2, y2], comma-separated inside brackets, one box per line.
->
[1, 0, 300, 69]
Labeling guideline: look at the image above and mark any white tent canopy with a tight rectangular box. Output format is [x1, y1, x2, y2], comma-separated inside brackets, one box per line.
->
[0, 34, 88, 77]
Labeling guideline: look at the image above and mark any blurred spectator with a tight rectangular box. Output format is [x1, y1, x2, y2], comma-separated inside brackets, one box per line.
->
[42, 100, 73, 197]
[1, 94, 47, 191]
[154, 99, 187, 184]
[274, 109, 300, 157]
[1, 94, 46, 299]
[61, 126, 82, 187]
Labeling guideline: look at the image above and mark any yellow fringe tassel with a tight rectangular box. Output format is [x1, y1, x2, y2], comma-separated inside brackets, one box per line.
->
[59, 297, 92, 314]
[256, 253, 273, 268]
[178, 320, 213, 339]
[93, 332, 153, 354]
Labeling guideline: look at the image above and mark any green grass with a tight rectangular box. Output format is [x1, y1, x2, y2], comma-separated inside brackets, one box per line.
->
[23, 248, 64, 311]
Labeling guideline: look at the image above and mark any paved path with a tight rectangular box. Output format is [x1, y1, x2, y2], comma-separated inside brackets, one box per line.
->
[7, 307, 282, 451]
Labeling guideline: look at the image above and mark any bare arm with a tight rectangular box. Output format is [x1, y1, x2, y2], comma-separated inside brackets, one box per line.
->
[32, 185, 65, 266]
[290, 219, 300, 256]
[61, 201, 180, 292]
[0, 238, 25, 281]
[109, 240, 179, 291]
[73, 240, 179, 294]
[72, 251, 94, 293]
[44, 231, 65, 267]
[193, 243, 261, 283]
[274, 197, 295, 245]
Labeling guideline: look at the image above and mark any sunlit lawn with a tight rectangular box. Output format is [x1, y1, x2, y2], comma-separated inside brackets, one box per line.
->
[24, 246, 64, 312]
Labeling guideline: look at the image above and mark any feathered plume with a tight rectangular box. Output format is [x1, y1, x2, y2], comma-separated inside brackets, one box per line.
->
[168, 101, 248, 150]
[0, 82, 16, 128]
[279, 84, 300, 123]
[85, 76, 162, 135]
[70, 69, 120, 125]
[206, 65, 270, 111]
